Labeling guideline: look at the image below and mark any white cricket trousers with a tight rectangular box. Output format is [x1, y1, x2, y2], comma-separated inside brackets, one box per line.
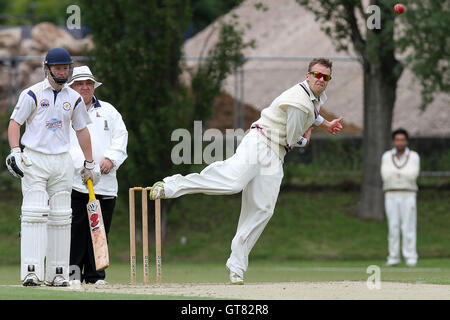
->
[20, 148, 73, 282]
[163, 131, 284, 277]
[384, 192, 418, 265]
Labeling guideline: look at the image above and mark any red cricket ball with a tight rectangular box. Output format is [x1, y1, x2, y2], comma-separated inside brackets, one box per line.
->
[394, 3, 405, 14]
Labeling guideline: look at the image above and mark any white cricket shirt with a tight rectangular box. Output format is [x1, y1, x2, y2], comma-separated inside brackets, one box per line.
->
[70, 97, 128, 196]
[381, 147, 420, 193]
[252, 80, 328, 158]
[10, 78, 91, 154]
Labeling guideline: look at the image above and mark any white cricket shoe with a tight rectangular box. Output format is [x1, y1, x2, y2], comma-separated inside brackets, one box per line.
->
[406, 260, 417, 267]
[23, 273, 41, 287]
[94, 279, 108, 285]
[45, 275, 69, 287]
[149, 181, 165, 200]
[69, 279, 81, 287]
[226, 266, 244, 285]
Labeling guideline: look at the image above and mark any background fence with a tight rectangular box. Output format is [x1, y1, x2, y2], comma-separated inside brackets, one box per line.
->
[1, 55, 449, 177]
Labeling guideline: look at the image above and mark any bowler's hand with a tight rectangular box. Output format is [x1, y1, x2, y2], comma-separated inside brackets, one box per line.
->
[302, 127, 314, 146]
[323, 117, 343, 135]
[100, 158, 114, 174]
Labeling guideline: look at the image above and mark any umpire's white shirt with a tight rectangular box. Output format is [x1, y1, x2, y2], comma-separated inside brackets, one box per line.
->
[10, 78, 90, 154]
[70, 97, 128, 197]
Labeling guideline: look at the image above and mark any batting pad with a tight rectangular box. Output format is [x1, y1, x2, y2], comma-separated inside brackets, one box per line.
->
[46, 191, 72, 282]
[20, 190, 49, 281]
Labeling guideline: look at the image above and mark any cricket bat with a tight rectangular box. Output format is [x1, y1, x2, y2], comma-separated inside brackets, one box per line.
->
[86, 178, 109, 271]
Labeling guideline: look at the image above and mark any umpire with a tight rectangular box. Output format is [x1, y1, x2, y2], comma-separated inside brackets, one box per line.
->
[68, 66, 128, 284]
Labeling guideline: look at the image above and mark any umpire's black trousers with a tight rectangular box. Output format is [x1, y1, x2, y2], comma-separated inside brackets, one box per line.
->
[70, 189, 116, 284]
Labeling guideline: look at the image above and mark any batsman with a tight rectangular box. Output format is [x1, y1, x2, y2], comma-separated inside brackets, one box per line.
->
[150, 58, 344, 284]
[6, 48, 101, 286]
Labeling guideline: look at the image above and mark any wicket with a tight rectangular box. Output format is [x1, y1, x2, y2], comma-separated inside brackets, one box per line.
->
[129, 187, 162, 284]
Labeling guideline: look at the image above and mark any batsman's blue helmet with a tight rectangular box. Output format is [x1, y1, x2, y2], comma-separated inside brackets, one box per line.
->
[44, 48, 73, 85]
[44, 48, 73, 65]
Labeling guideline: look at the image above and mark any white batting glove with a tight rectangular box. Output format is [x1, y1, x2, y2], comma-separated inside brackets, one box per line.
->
[81, 160, 101, 186]
[5, 147, 32, 178]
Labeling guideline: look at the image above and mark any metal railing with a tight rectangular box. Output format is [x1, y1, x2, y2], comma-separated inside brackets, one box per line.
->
[2, 55, 359, 118]
[1, 55, 448, 176]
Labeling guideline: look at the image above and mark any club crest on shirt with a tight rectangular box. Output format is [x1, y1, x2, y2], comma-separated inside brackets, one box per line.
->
[62, 102, 71, 111]
[46, 118, 62, 132]
[40, 99, 50, 109]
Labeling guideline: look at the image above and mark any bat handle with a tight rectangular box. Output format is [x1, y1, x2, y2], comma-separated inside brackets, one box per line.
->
[87, 179, 96, 201]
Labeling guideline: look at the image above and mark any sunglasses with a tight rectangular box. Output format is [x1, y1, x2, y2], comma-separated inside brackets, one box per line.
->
[308, 71, 332, 81]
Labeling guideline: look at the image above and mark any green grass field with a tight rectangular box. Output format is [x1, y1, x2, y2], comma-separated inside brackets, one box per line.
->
[1, 187, 449, 299]
[2, 189, 449, 264]
[1, 259, 449, 299]
[103, 189, 450, 263]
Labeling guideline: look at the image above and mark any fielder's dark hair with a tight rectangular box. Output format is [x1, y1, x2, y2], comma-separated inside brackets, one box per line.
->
[392, 128, 409, 141]
[308, 58, 333, 73]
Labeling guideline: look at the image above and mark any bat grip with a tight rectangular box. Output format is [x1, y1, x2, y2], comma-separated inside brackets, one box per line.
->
[87, 179, 96, 201]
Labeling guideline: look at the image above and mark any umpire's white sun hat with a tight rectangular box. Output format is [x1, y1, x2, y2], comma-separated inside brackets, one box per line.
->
[68, 65, 102, 88]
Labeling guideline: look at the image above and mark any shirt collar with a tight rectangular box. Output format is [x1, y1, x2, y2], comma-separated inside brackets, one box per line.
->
[87, 95, 101, 112]
[92, 95, 101, 108]
[300, 80, 328, 105]
[392, 147, 410, 157]
[43, 77, 69, 92]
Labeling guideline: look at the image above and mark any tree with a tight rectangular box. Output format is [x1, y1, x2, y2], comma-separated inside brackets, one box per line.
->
[296, 0, 450, 220]
[80, 0, 193, 194]
[397, 1, 450, 109]
[79, 0, 253, 236]
[190, 0, 243, 34]
[80, 0, 252, 188]
[3, 0, 75, 25]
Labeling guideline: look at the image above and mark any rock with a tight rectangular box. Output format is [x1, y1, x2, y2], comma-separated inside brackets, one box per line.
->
[31, 22, 94, 57]
[0, 28, 22, 52]
[0, 22, 95, 120]
[18, 62, 35, 88]
[19, 39, 45, 57]
[0, 48, 11, 58]
[28, 67, 44, 85]
[0, 66, 9, 93]
[31, 22, 76, 52]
